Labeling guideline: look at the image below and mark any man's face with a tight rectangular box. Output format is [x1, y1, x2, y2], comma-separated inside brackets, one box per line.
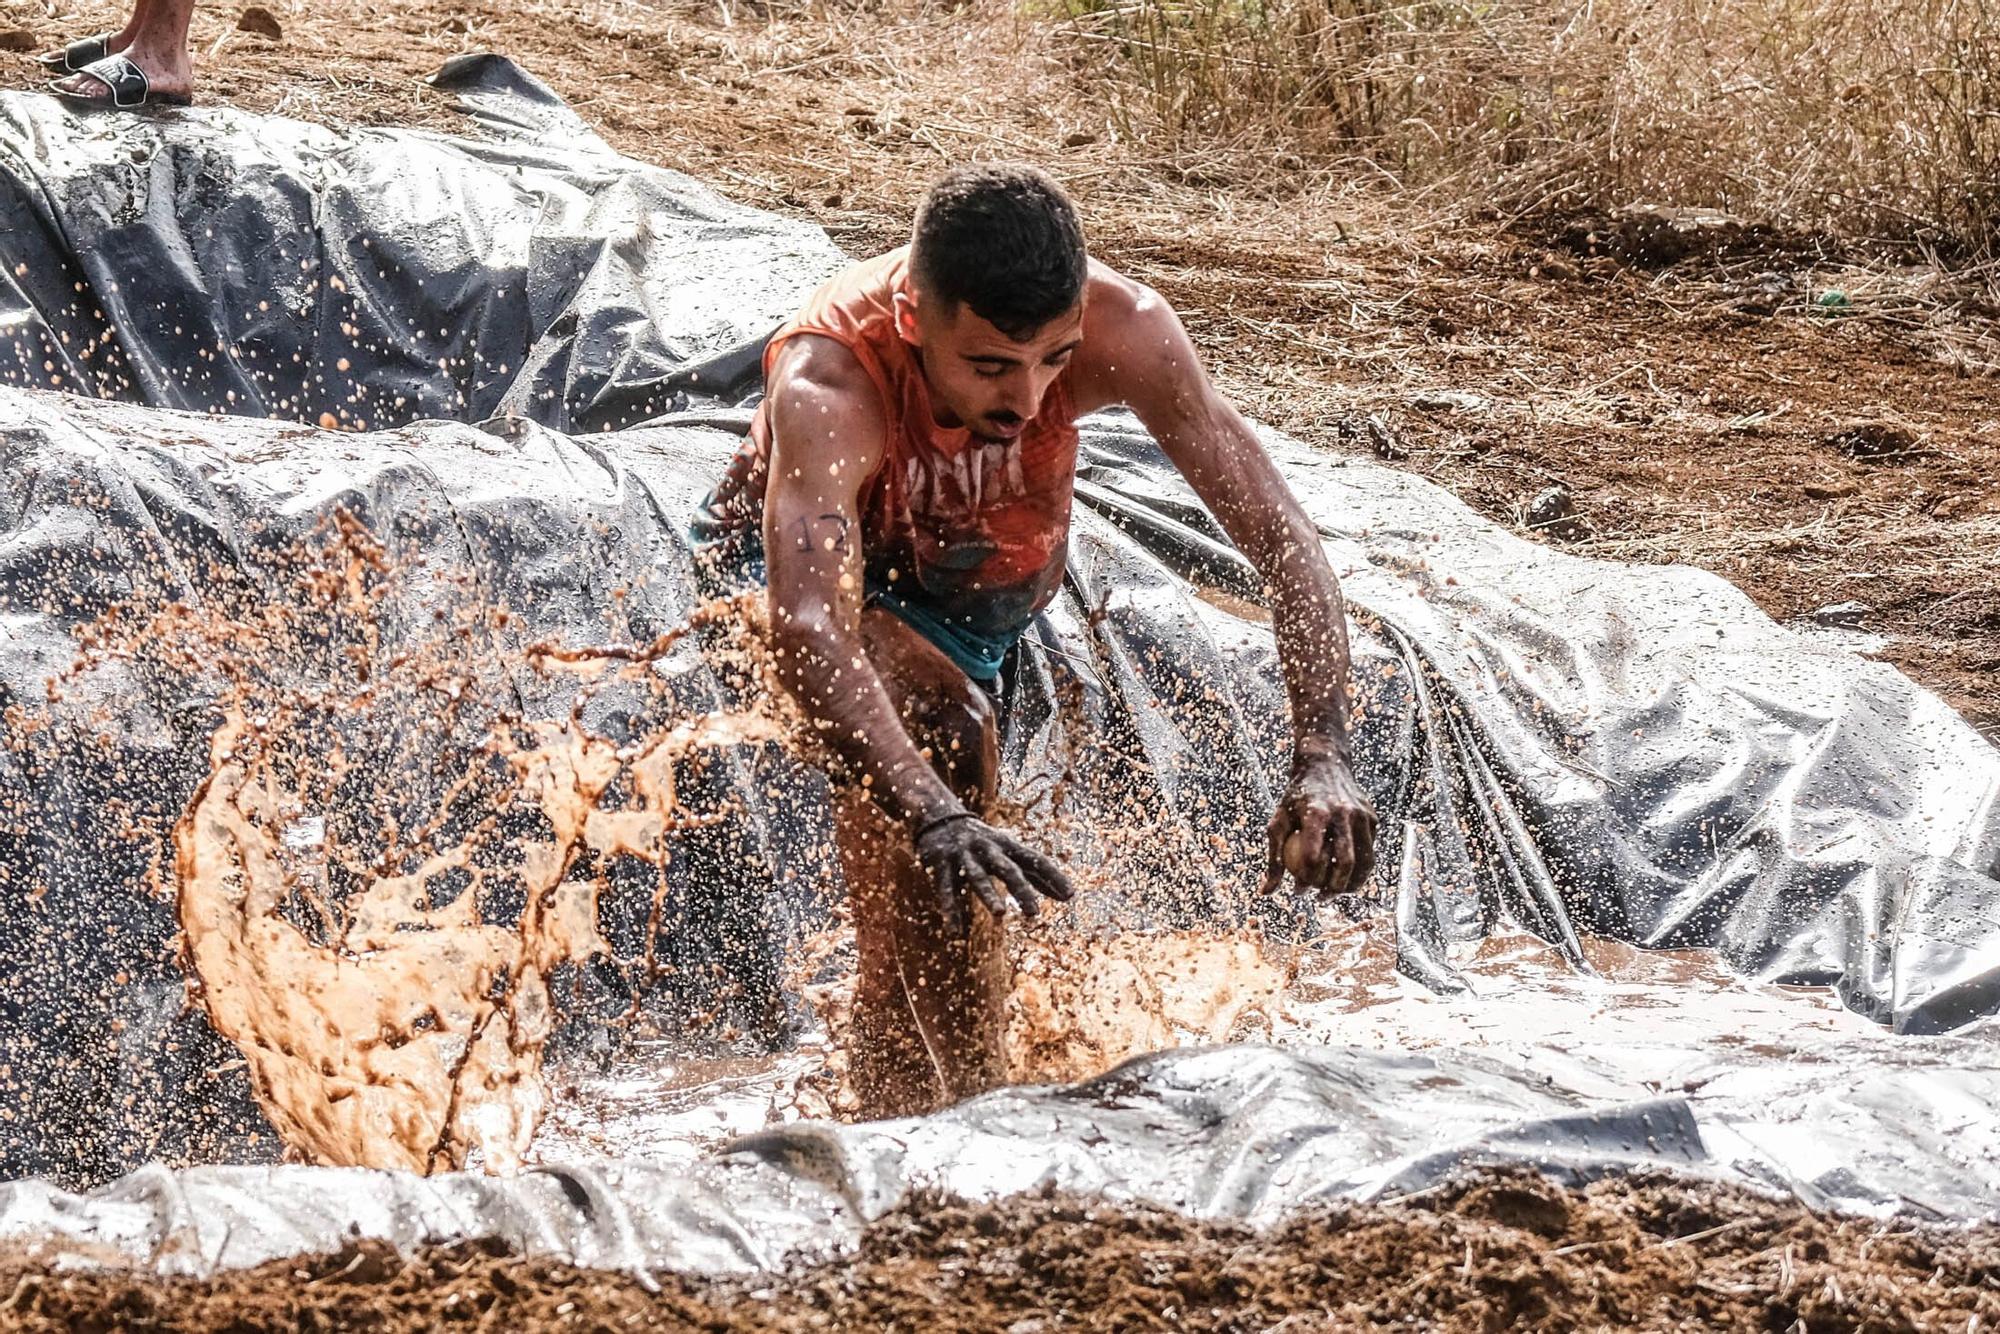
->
[896, 288, 1085, 444]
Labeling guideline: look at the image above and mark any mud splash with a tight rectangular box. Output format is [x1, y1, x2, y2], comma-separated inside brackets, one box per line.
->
[59, 513, 795, 1173]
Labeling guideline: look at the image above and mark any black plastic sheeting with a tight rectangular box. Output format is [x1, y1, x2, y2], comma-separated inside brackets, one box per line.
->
[0, 60, 1995, 1213]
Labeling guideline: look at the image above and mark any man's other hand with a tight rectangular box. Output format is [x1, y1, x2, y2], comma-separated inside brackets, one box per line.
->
[914, 812, 1074, 934]
[1262, 748, 1378, 896]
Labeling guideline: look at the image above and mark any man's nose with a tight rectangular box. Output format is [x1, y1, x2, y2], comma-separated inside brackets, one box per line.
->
[1008, 374, 1049, 418]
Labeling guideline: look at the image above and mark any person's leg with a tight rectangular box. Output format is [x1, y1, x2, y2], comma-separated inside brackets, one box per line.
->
[54, 0, 194, 102]
[112, 0, 157, 50]
[835, 607, 1008, 1118]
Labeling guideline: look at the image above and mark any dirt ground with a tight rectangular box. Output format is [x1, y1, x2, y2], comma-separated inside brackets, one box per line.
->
[2, 1170, 1996, 1331]
[4, 0, 1997, 739]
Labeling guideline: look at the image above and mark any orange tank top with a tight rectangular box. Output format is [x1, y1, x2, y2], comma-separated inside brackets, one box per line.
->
[696, 248, 1080, 643]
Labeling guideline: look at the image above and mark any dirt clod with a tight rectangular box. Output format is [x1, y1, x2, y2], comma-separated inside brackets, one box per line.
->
[236, 6, 283, 40]
[1527, 484, 1590, 541]
[1827, 419, 1921, 461]
[1553, 204, 1807, 270]
[1812, 600, 1869, 627]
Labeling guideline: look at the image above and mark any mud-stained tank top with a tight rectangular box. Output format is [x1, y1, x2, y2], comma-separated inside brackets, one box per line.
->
[694, 247, 1080, 644]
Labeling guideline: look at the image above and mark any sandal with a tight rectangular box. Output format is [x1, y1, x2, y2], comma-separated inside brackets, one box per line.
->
[36, 32, 115, 73]
[49, 54, 192, 109]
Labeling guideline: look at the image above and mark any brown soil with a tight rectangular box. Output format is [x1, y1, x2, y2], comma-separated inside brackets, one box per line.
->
[8, 0, 1997, 738]
[3, 1169, 1996, 1331]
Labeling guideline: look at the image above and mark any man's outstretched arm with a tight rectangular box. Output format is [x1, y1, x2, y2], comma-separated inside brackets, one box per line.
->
[1073, 279, 1377, 894]
[761, 336, 1072, 927]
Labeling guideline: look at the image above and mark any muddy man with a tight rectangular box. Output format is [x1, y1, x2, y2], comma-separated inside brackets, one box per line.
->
[693, 164, 1376, 1115]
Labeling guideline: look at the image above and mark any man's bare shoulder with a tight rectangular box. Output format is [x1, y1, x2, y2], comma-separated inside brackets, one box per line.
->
[765, 333, 889, 474]
[1082, 259, 1173, 334]
[1072, 260, 1193, 411]
[770, 331, 878, 400]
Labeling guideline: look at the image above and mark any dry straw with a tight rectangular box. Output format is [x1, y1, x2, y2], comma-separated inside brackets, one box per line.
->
[1053, 0, 2000, 263]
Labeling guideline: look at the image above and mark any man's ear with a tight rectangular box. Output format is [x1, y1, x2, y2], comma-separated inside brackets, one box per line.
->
[892, 289, 922, 348]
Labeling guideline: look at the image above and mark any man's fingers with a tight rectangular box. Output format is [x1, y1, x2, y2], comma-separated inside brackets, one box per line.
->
[1348, 810, 1378, 891]
[1290, 805, 1334, 888]
[958, 850, 1010, 922]
[979, 845, 1041, 919]
[1322, 818, 1357, 894]
[930, 855, 965, 936]
[1261, 810, 1293, 894]
[1009, 840, 1075, 903]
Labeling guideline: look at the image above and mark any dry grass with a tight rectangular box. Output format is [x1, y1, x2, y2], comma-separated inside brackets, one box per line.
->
[1054, 0, 2000, 262]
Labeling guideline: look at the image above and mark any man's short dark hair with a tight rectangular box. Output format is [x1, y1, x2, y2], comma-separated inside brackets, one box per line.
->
[910, 164, 1087, 341]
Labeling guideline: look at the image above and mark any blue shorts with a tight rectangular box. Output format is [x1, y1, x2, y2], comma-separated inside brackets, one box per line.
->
[689, 523, 1020, 684]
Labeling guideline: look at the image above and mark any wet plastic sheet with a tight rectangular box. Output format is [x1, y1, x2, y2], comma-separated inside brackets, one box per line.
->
[0, 60, 1995, 1220]
[0, 1039, 1993, 1280]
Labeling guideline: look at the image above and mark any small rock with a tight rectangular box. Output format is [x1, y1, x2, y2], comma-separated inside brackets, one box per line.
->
[1802, 481, 1856, 501]
[1827, 419, 1918, 462]
[1731, 270, 1795, 316]
[1062, 129, 1097, 148]
[0, 28, 37, 53]
[1811, 600, 1869, 628]
[1335, 413, 1403, 461]
[1526, 485, 1589, 541]
[237, 5, 283, 39]
[1408, 388, 1492, 414]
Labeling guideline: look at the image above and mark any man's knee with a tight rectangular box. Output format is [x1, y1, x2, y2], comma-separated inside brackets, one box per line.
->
[903, 681, 998, 811]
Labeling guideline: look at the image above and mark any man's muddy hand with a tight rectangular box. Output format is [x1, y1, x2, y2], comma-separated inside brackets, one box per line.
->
[914, 811, 1074, 935]
[1262, 745, 1377, 896]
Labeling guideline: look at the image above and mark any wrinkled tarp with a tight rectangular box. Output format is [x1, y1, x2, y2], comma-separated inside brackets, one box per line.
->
[0, 58, 1995, 1216]
[0, 1039, 1994, 1280]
